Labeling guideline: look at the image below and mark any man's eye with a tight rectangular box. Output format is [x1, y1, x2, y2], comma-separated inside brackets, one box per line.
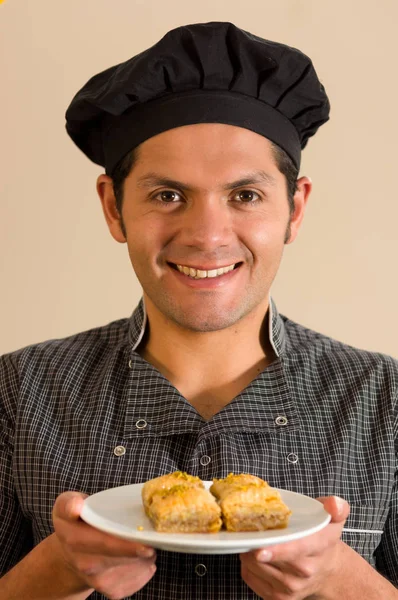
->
[234, 190, 260, 203]
[156, 191, 181, 203]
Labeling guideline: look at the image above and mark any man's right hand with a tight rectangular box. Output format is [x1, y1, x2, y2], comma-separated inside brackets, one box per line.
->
[52, 491, 157, 599]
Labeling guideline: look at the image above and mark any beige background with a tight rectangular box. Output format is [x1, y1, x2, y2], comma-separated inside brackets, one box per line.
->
[0, 0, 397, 357]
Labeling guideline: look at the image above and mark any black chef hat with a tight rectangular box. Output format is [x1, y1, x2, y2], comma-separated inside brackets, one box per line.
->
[65, 21, 330, 175]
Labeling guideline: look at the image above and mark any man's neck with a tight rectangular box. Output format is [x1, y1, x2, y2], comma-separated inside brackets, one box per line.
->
[137, 296, 275, 417]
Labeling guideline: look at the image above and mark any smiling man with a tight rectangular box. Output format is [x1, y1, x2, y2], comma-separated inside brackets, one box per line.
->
[0, 21, 397, 600]
[98, 123, 310, 424]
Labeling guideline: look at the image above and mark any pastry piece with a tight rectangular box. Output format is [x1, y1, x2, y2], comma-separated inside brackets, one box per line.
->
[142, 471, 222, 533]
[142, 471, 203, 517]
[210, 473, 291, 532]
[146, 484, 222, 533]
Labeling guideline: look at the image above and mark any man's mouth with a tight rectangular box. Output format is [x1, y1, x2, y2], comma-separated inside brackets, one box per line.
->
[168, 262, 242, 280]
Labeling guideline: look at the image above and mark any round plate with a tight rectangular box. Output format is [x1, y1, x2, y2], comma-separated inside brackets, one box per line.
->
[81, 482, 331, 554]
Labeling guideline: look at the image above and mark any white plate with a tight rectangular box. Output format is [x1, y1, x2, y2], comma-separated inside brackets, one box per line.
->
[81, 482, 331, 554]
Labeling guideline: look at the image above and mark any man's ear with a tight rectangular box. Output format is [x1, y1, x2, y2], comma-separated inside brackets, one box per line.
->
[96, 174, 126, 243]
[285, 176, 312, 245]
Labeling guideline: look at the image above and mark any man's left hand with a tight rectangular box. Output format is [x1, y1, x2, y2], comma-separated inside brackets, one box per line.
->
[240, 496, 349, 600]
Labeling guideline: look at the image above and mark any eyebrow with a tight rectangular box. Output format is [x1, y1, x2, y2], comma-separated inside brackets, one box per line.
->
[135, 170, 277, 192]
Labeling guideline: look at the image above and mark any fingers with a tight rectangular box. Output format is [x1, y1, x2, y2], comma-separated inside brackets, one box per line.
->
[242, 556, 318, 599]
[317, 496, 350, 523]
[70, 550, 156, 580]
[251, 527, 339, 565]
[51, 492, 157, 599]
[104, 562, 156, 597]
[53, 492, 155, 559]
[74, 559, 157, 599]
[53, 491, 87, 522]
[240, 496, 350, 599]
[249, 496, 349, 565]
[241, 564, 274, 600]
[242, 546, 319, 580]
[56, 520, 155, 559]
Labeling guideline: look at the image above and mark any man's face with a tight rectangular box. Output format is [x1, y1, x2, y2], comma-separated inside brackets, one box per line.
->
[101, 124, 309, 332]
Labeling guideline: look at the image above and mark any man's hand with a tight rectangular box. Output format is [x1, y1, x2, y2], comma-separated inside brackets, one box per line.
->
[240, 496, 349, 600]
[52, 491, 157, 599]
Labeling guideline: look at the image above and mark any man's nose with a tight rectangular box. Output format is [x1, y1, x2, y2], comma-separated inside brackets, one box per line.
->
[177, 198, 234, 250]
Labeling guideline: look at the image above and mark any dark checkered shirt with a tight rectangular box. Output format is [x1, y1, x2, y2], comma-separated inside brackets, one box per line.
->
[1, 299, 397, 599]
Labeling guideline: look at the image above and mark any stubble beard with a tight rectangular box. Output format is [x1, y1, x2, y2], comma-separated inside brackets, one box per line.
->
[142, 281, 270, 333]
[131, 216, 290, 334]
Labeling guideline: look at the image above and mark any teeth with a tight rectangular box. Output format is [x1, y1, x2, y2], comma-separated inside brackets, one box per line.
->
[176, 263, 236, 279]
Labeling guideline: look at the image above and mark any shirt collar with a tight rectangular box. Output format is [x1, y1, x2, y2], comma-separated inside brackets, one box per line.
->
[268, 297, 286, 357]
[128, 296, 286, 357]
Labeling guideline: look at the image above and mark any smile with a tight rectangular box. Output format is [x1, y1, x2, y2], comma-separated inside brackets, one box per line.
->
[171, 263, 239, 279]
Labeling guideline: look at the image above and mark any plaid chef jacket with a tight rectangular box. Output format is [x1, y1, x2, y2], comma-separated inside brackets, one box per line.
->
[1, 298, 397, 599]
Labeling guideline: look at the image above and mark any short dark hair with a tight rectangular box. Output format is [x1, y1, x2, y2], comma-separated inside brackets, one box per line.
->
[112, 140, 298, 220]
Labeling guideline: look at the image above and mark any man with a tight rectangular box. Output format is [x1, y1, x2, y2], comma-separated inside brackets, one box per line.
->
[0, 21, 397, 600]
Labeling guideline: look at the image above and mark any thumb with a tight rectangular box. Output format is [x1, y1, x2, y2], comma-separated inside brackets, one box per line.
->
[53, 491, 89, 522]
[317, 495, 350, 523]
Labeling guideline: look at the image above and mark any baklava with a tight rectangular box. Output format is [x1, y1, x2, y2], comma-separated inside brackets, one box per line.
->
[142, 471, 222, 533]
[210, 473, 291, 532]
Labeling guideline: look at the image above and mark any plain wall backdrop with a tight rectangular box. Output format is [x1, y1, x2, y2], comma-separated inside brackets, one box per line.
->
[0, 0, 397, 357]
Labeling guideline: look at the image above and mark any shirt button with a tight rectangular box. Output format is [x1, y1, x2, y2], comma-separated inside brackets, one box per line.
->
[200, 455, 211, 466]
[195, 563, 207, 577]
[113, 445, 126, 457]
[135, 419, 148, 429]
[128, 359, 133, 369]
[287, 452, 299, 464]
[275, 415, 288, 426]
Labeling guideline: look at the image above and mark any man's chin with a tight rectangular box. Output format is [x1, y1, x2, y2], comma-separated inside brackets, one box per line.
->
[143, 288, 266, 333]
[173, 318, 235, 333]
[165, 306, 248, 333]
